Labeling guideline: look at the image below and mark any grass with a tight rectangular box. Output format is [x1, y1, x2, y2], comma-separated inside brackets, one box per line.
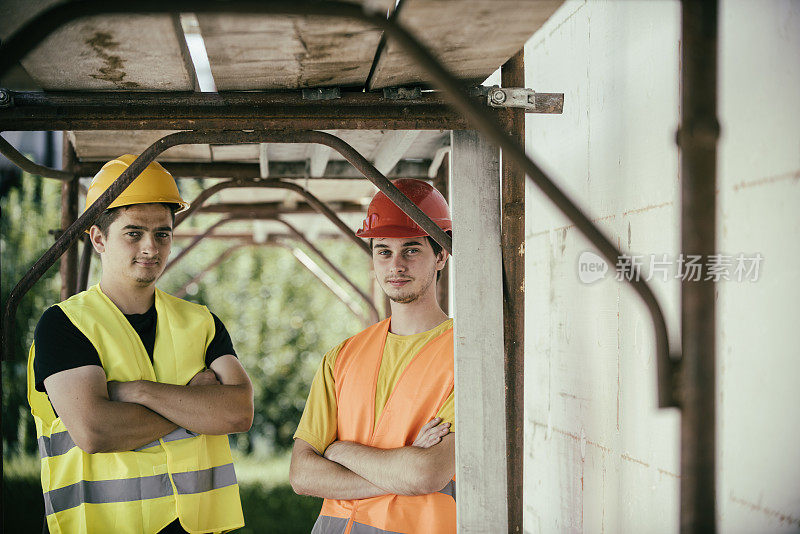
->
[3, 452, 321, 533]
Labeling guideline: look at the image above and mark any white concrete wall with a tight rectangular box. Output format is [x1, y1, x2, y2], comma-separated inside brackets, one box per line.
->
[521, 0, 800, 532]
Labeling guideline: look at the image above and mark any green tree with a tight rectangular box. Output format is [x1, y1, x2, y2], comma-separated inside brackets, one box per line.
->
[1, 171, 62, 455]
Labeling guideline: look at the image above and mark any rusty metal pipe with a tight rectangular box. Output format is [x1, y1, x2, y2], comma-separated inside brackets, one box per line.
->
[2, 132, 188, 360]
[162, 216, 236, 275]
[76, 234, 94, 293]
[175, 178, 371, 256]
[173, 243, 249, 299]
[678, 0, 719, 532]
[276, 218, 379, 324]
[59, 140, 80, 300]
[501, 50, 526, 534]
[0, 135, 74, 180]
[74, 160, 432, 180]
[0, 89, 476, 131]
[278, 242, 370, 326]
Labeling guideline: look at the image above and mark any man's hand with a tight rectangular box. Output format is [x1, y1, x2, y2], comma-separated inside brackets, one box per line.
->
[188, 369, 220, 386]
[412, 417, 450, 448]
[108, 369, 221, 401]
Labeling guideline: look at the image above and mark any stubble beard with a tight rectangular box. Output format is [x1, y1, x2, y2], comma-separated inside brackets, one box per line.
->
[385, 270, 435, 304]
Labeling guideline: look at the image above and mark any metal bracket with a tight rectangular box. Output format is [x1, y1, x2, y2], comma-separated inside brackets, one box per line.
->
[0, 88, 12, 108]
[302, 87, 341, 101]
[488, 87, 564, 114]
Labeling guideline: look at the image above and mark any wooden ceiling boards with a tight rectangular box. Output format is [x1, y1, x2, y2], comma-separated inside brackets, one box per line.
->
[368, 0, 564, 89]
[5, 14, 196, 91]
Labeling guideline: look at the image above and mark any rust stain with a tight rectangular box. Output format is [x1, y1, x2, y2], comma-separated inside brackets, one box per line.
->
[622, 201, 673, 217]
[620, 453, 649, 468]
[559, 391, 590, 402]
[86, 32, 140, 88]
[657, 467, 680, 479]
[732, 170, 800, 192]
[530, 214, 616, 238]
[730, 493, 800, 527]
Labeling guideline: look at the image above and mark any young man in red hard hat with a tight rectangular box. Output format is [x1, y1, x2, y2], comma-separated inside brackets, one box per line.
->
[27, 155, 252, 534]
[290, 179, 456, 534]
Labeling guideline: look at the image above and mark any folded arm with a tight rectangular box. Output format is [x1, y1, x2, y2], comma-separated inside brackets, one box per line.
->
[290, 438, 388, 500]
[44, 365, 178, 454]
[290, 418, 453, 499]
[110, 355, 253, 435]
[325, 433, 455, 496]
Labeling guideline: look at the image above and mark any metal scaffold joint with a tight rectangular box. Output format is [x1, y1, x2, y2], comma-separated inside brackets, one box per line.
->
[488, 87, 564, 114]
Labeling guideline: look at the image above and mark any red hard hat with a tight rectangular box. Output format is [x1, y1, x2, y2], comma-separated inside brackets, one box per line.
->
[356, 179, 452, 238]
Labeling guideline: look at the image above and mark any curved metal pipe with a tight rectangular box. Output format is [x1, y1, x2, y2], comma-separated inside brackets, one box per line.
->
[3, 132, 185, 360]
[277, 242, 370, 327]
[0, 134, 74, 180]
[276, 217, 379, 324]
[173, 242, 249, 299]
[162, 216, 237, 274]
[175, 178, 371, 256]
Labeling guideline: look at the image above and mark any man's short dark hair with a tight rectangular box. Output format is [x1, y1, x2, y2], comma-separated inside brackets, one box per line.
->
[93, 203, 177, 236]
[369, 235, 449, 282]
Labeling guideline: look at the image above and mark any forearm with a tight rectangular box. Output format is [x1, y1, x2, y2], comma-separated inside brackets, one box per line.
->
[325, 441, 446, 496]
[290, 443, 387, 500]
[86, 399, 177, 453]
[128, 381, 253, 435]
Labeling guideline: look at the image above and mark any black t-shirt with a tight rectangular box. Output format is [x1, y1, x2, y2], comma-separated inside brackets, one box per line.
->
[33, 304, 237, 392]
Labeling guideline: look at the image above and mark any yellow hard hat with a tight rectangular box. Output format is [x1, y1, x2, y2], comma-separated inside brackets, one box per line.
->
[84, 154, 189, 215]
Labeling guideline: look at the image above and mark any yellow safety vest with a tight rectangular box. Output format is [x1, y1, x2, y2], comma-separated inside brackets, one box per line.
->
[26, 284, 244, 534]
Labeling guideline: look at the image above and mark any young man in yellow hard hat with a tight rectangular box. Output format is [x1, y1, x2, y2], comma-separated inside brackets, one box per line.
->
[290, 179, 456, 534]
[27, 155, 252, 534]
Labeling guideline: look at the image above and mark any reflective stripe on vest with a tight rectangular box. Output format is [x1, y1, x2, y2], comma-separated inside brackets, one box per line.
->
[39, 427, 199, 457]
[438, 479, 456, 500]
[319, 318, 456, 534]
[312, 516, 407, 534]
[134, 427, 198, 451]
[42, 463, 238, 516]
[27, 285, 244, 534]
[38, 431, 75, 458]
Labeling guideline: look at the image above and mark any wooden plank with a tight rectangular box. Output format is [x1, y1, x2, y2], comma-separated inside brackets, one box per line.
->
[369, 0, 564, 89]
[451, 130, 507, 533]
[197, 2, 394, 90]
[308, 130, 337, 177]
[69, 131, 211, 162]
[8, 14, 195, 90]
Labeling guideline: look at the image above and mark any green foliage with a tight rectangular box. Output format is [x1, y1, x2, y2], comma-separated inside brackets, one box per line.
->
[1, 172, 62, 454]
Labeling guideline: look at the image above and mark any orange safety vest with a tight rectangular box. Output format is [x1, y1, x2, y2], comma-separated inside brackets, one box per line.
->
[313, 318, 456, 534]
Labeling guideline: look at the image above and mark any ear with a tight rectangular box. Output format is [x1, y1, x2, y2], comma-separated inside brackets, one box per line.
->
[89, 226, 106, 254]
[435, 249, 449, 271]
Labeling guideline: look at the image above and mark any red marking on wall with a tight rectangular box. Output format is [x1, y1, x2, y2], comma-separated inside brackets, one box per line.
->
[622, 201, 673, 217]
[730, 493, 800, 527]
[732, 170, 800, 192]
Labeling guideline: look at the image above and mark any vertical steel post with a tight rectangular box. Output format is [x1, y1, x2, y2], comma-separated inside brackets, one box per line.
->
[59, 137, 79, 300]
[76, 234, 93, 292]
[501, 49, 526, 534]
[678, 1, 719, 532]
[432, 152, 450, 314]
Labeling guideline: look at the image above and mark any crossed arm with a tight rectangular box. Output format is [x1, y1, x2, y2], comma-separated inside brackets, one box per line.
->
[44, 354, 253, 454]
[290, 418, 454, 500]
